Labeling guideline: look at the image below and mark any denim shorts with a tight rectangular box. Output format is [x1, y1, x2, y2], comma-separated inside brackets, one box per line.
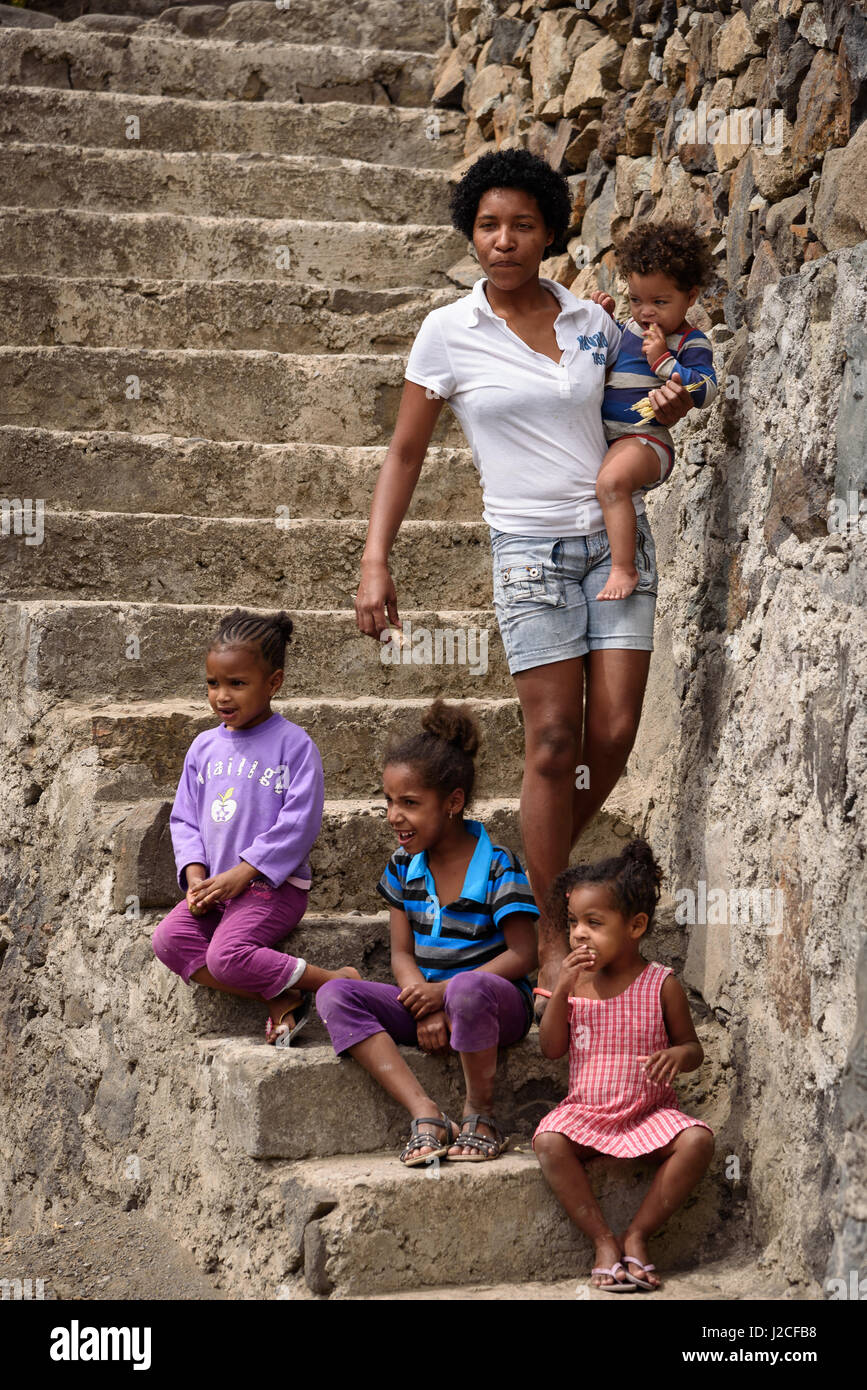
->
[489, 512, 658, 675]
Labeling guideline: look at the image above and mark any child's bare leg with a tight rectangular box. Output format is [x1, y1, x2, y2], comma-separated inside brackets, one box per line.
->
[349, 1031, 451, 1159]
[535, 1132, 630, 1287]
[619, 1126, 714, 1287]
[595, 439, 661, 601]
[448, 1043, 498, 1157]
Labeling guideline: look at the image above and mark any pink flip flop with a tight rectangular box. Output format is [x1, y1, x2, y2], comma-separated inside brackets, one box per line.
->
[622, 1256, 659, 1291]
[591, 1262, 636, 1292]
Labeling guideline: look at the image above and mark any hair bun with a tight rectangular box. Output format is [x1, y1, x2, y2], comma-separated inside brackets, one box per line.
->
[272, 610, 294, 644]
[420, 699, 480, 758]
[622, 838, 663, 889]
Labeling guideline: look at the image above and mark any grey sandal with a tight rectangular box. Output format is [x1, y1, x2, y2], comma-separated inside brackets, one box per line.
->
[448, 1113, 509, 1161]
[399, 1113, 458, 1167]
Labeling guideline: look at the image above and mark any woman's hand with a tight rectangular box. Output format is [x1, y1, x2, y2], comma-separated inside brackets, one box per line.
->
[355, 557, 399, 639]
[416, 1010, 450, 1054]
[641, 323, 668, 366]
[590, 290, 616, 316]
[646, 372, 693, 426]
[398, 979, 447, 1019]
[555, 945, 598, 996]
[189, 864, 258, 910]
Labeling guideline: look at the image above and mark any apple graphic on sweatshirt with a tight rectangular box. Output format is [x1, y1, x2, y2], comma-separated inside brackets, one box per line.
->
[211, 788, 237, 822]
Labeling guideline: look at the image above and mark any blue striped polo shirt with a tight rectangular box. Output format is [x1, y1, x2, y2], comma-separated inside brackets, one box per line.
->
[602, 317, 717, 464]
[376, 819, 539, 1009]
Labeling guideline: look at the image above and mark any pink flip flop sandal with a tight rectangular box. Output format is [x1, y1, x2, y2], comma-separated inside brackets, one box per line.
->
[591, 1262, 636, 1292]
[622, 1256, 659, 1291]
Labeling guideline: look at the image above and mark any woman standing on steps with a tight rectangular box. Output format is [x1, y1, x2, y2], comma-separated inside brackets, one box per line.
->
[354, 149, 695, 1001]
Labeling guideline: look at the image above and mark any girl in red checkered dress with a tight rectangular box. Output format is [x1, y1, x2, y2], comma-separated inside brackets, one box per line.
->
[533, 839, 714, 1293]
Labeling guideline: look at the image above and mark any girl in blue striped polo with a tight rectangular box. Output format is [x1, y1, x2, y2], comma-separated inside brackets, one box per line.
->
[316, 699, 539, 1165]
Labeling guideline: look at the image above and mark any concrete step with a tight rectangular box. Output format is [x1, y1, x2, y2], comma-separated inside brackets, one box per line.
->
[354, 1254, 797, 1300]
[0, 209, 464, 286]
[137, 0, 450, 53]
[208, 1035, 567, 1160]
[0, 144, 454, 224]
[0, 513, 489, 609]
[0, 277, 464, 352]
[0, 88, 465, 166]
[0, 28, 437, 107]
[111, 797, 629, 913]
[0, 346, 465, 445]
[1, 600, 511, 701]
[0, 427, 477, 514]
[260, 1147, 728, 1297]
[66, 695, 524, 800]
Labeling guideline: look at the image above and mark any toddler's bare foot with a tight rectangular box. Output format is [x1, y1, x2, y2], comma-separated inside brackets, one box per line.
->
[596, 565, 639, 601]
[589, 1234, 632, 1289]
[332, 966, 361, 983]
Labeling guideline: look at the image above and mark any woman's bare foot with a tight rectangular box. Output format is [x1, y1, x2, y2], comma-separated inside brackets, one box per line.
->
[596, 565, 639, 601]
[589, 1234, 632, 1289]
[620, 1229, 661, 1288]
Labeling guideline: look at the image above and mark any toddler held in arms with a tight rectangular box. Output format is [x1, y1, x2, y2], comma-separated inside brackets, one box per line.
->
[591, 221, 718, 600]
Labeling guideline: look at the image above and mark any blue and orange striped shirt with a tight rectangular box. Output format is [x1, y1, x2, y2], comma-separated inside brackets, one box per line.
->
[376, 819, 539, 1010]
[602, 316, 717, 464]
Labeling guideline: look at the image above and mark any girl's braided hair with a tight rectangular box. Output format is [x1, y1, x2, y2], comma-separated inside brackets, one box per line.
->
[208, 607, 294, 675]
[383, 699, 480, 806]
[548, 839, 664, 934]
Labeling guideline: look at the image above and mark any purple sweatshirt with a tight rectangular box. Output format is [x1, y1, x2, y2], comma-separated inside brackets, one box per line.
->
[169, 710, 325, 893]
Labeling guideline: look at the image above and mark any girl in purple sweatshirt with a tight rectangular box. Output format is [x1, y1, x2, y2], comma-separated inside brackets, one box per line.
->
[153, 607, 358, 1045]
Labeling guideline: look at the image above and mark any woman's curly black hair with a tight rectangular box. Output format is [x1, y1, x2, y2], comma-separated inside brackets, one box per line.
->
[547, 839, 664, 935]
[614, 221, 716, 291]
[449, 148, 573, 259]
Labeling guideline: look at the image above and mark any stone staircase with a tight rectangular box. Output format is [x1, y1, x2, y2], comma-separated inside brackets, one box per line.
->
[0, 0, 738, 1298]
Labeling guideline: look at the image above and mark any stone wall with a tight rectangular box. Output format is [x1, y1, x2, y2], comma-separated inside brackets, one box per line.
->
[432, 0, 867, 1285]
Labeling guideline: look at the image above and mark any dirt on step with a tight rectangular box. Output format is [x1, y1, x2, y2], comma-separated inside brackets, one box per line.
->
[0, 1202, 224, 1301]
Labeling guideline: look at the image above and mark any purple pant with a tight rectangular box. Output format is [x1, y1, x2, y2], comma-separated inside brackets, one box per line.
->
[152, 878, 308, 999]
[316, 972, 530, 1056]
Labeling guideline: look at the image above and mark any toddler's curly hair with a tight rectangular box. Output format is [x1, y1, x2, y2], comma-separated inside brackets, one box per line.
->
[548, 839, 664, 935]
[614, 221, 715, 292]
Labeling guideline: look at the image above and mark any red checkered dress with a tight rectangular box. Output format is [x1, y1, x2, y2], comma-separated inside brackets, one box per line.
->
[533, 961, 713, 1157]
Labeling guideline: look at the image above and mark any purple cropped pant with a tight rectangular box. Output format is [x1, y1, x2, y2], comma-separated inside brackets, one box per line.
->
[152, 878, 308, 1000]
[316, 972, 530, 1056]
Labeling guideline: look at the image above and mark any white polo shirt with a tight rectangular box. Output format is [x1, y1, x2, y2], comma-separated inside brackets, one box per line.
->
[404, 275, 646, 537]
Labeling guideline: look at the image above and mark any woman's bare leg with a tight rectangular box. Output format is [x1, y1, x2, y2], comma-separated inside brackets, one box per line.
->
[512, 657, 584, 991]
[570, 648, 651, 846]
